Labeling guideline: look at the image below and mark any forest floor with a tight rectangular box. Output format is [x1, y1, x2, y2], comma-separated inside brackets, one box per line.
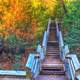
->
[0, 48, 34, 70]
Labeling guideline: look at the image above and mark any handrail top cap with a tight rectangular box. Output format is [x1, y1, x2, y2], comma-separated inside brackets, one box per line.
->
[66, 54, 80, 70]
[66, 54, 76, 58]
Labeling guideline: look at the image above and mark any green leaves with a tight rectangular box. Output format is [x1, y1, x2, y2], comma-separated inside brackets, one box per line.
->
[56, 0, 80, 51]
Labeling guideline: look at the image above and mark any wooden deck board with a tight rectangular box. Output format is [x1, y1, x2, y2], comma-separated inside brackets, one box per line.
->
[35, 75, 68, 80]
[42, 56, 63, 64]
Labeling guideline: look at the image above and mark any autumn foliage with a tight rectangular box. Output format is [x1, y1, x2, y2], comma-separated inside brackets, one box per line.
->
[0, 0, 57, 46]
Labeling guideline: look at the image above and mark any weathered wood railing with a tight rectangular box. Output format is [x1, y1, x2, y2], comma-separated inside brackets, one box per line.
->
[0, 53, 41, 79]
[42, 19, 51, 51]
[47, 18, 51, 38]
[26, 53, 40, 78]
[55, 19, 80, 80]
[26, 19, 51, 79]
[65, 54, 80, 80]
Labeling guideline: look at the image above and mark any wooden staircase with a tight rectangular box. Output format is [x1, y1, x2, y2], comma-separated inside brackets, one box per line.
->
[35, 21, 68, 80]
[0, 19, 80, 80]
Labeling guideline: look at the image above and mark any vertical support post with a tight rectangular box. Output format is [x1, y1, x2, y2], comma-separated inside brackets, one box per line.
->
[42, 31, 47, 51]
[59, 31, 64, 47]
[68, 59, 75, 80]
[62, 45, 69, 60]
[58, 31, 64, 60]
[55, 19, 59, 40]
[36, 44, 45, 60]
[47, 18, 51, 38]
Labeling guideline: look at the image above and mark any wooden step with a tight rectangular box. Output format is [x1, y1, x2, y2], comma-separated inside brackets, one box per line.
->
[48, 32, 57, 41]
[47, 47, 59, 50]
[47, 51, 59, 54]
[47, 44, 59, 47]
[42, 63, 64, 70]
[47, 46, 59, 48]
[47, 48, 59, 50]
[41, 70, 65, 75]
[50, 28, 56, 32]
[47, 41, 58, 43]
[46, 53, 59, 57]
[35, 75, 68, 80]
[42, 56, 64, 70]
[47, 50, 59, 52]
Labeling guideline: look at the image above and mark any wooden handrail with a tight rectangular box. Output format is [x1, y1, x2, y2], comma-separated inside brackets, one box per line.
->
[47, 18, 51, 37]
[0, 70, 26, 76]
[55, 19, 80, 80]
[42, 31, 47, 51]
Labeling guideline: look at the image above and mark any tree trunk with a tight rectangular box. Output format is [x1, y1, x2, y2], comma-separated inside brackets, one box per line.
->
[61, 0, 67, 13]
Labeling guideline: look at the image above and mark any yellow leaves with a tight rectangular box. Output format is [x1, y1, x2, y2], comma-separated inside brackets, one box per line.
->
[4, 12, 12, 20]
[44, 0, 57, 10]
[31, 0, 41, 8]
[42, 0, 57, 16]
[2, 0, 9, 3]
[0, 0, 2, 2]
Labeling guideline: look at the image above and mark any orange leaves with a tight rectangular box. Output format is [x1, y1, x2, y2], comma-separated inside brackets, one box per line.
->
[0, 0, 58, 43]
[0, 0, 26, 39]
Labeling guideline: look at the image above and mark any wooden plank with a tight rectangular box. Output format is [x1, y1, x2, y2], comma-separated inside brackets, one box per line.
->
[35, 75, 68, 80]
[59, 31, 64, 47]
[0, 70, 26, 76]
[33, 59, 40, 78]
[55, 19, 60, 39]
[67, 59, 74, 80]
[66, 54, 80, 71]
[47, 19, 51, 37]
[42, 31, 47, 50]
[64, 45, 69, 55]
[26, 53, 35, 69]
[36, 44, 45, 60]
[61, 45, 69, 60]
[0, 78, 30, 80]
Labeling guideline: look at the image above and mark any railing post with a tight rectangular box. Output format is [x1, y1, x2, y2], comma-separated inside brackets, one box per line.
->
[42, 31, 47, 51]
[65, 54, 80, 80]
[68, 59, 75, 80]
[36, 44, 45, 60]
[59, 31, 64, 47]
[62, 45, 69, 60]
[47, 18, 51, 38]
[55, 19, 59, 39]
[55, 19, 80, 80]
[58, 31, 64, 60]
[26, 53, 41, 79]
